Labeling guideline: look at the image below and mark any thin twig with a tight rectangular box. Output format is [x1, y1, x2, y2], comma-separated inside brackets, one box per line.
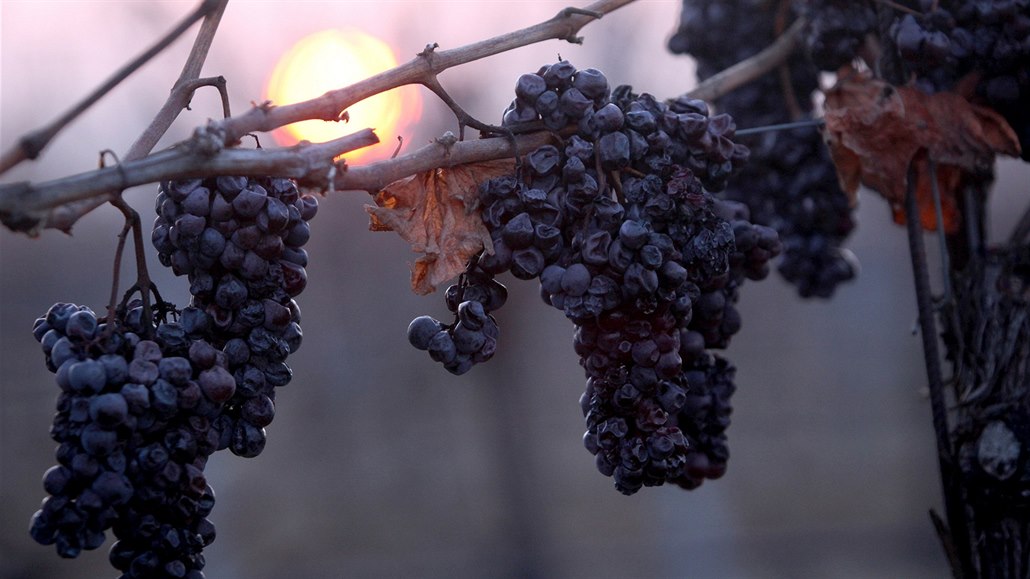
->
[183, 76, 232, 118]
[962, 186, 981, 261]
[931, 509, 966, 579]
[688, 18, 805, 102]
[45, 0, 230, 232]
[905, 152, 973, 579]
[127, 1, 229, 161]
[0, 0, 223, 176]
[421, 75, 507, 140]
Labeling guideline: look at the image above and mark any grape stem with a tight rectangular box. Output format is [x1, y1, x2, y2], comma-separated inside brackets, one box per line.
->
[0, 0, 226, 177]
[106, 211, 135, 333]
[100, 149, 132, 333]
[111, 196, 155, 337]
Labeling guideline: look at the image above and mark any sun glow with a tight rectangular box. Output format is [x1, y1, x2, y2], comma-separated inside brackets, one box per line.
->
[265, 29, 421, 163]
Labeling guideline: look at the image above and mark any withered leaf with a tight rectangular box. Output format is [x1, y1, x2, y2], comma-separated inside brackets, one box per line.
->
[366, 159, 514, 295]
[823, 69, 1021, 233]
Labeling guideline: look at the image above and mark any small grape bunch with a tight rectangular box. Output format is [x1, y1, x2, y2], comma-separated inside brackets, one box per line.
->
[407, 269, 507, 375]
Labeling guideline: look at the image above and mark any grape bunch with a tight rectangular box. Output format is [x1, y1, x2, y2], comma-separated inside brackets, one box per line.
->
[29, 175, 316, 577]
[152, 176, 315, 457]
[407, 62, 745, 375]
[880, 0, 1030, 160]
[670, 0, 859, 298]
[795, 0, 879, 71]
[407, 268, 506, 375]
[407, 60, 780, 494]
[793, 0, 1030, 159]
[29, 302, 223, 578]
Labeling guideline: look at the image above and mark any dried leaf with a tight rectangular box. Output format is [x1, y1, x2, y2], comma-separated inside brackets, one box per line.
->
[366, 159, 514, 295]
[823, 69, 1021, 233]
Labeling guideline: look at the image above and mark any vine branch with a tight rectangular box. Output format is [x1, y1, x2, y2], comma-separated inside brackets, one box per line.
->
[905, 153, 974, 579]
[338, 132, 554, 192]
[0, 130, 379, 230]
[687, 18, 805, 102]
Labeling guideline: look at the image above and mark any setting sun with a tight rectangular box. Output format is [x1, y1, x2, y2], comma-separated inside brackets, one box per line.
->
[265, 29, 421, 163]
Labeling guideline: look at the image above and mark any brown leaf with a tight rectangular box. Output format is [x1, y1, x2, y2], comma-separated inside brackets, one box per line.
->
[366, 159, 514, 295]
[823, 69, 1021, 233]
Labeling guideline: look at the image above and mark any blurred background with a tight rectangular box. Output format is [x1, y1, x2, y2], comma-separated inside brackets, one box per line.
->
[2, 1, 1027, 578]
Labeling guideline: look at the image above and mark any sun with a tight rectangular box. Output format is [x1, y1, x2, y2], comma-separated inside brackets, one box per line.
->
[265, 29, 422, 163]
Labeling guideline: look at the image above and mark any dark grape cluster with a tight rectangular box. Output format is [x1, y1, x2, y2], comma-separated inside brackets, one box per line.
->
[790, 0, 1030, 159]
[795, 0, 879, 71]
[408, 60, 780, 494]
[152, 176, 315, 457]
[882, 0, 1030, 160]
[670, 0, 859, 298]
[407, 268, 506, 375]
[30, 303, 223, 577]
[407, 60, 750, 376]
[30, 175, 316, 577]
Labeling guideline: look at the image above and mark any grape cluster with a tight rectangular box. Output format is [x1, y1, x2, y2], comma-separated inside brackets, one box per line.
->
[795, 0, 879, 71]
[152, 176, 315, 457]
[30, 303, 222, 577]
[30, 175, 316, 576]
[407, 61, 749, 376]
[793, 0, 1030, 159]
[882, 0, 1030, 160]
[408, 60, 780, 493]
[407, 269, 506, 375]
[670, 0, 859, 298]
